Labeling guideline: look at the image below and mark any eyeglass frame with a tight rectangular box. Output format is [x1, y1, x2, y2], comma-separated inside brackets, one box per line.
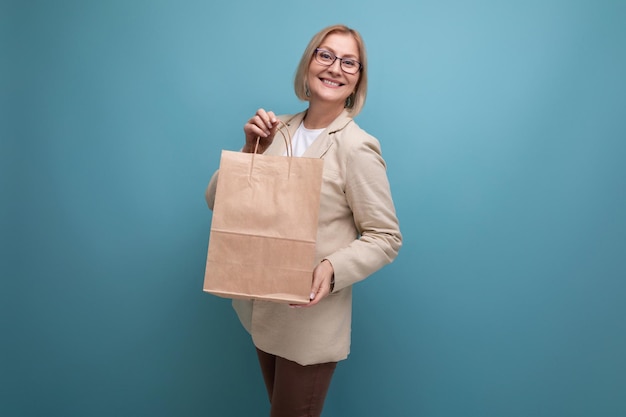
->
[313, 48, 363, 74]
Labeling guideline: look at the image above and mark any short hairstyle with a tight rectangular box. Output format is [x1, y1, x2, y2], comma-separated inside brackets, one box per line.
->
[293, 24, 368, 116]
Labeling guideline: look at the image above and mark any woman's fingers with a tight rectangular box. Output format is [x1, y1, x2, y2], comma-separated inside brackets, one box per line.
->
[243, 109, 280, 153]
[292, 260, 334, 308]
[251, 109, 278, 135]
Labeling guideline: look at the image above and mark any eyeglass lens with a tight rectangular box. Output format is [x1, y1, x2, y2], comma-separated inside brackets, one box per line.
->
[315, 49, 361, 74]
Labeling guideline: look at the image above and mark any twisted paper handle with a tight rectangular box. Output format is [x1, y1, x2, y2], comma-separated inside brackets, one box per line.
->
[252, 120, 292, 156]
[250, 120, 293, 178]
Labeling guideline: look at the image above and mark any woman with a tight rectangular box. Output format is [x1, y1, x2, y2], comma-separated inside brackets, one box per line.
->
[205, 24, 402, 417]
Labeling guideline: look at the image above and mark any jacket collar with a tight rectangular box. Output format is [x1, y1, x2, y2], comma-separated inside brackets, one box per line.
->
[266, 109, 353, 158]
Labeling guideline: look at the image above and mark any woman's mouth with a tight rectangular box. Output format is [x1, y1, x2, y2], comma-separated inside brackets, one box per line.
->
[321, 78, 344, 87]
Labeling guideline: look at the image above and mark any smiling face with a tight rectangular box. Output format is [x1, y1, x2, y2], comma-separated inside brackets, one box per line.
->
[307, 32, 361, 112]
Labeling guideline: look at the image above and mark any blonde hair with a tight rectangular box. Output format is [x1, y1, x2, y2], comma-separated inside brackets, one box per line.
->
[293, 24, 368, 116]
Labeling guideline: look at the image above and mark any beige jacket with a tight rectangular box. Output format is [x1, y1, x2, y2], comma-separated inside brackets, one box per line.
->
[205, 110, 402, 365]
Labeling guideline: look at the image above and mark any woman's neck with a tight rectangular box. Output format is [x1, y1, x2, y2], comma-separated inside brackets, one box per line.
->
[303, 103, 345, 129]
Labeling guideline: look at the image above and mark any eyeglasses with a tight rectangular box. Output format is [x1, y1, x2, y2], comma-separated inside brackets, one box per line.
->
[313, 48, 362, 74]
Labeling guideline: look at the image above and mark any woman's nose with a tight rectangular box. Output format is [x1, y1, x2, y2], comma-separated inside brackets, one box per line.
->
[328, 58, 342, 73]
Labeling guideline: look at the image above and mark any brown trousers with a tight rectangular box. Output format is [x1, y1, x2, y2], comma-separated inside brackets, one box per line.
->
[256, 348, 337, 417]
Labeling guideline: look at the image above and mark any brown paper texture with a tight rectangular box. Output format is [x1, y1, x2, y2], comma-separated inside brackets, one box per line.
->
[204, 150, 324, 304]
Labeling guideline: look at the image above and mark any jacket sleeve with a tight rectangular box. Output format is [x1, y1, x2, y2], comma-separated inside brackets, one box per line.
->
[204, 171, 219, 211]
[324, 134, 402, 292]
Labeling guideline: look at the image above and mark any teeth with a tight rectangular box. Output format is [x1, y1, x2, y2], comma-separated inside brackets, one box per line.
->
[323, 79, 340, 87]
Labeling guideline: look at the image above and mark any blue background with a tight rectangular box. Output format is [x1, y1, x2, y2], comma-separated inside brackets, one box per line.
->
[2, 1, 625, 416]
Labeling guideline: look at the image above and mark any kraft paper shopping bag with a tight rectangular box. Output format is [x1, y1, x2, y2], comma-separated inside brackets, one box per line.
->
[204, 126, 324, 304]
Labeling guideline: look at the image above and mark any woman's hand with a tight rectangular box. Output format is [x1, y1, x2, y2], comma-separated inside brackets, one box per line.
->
[242, 108, 279, 154]
[291, 260, 335, 308]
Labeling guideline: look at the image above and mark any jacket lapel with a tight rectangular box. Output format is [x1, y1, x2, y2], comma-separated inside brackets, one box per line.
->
[264, 109, 354, 158]
[304, 110, 353, 158]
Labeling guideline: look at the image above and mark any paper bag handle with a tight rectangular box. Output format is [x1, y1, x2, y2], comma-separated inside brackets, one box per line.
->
[252, 120, 293, 156]
[250, 120, 294, 178]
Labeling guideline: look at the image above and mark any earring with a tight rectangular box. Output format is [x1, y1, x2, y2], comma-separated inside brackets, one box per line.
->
[345, 93, 354, 108]
[305, 85, 311, 97]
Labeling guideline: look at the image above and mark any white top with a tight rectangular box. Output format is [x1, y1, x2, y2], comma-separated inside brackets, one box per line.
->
[288, 122, 325, 157]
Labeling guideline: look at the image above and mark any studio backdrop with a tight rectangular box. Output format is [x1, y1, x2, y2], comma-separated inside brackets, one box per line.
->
[2, 1, 625, 416]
